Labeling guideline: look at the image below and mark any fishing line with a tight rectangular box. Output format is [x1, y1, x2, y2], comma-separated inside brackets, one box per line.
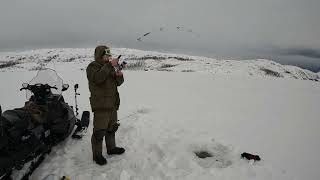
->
[136, 25, 200, 42]
[114, 25, 200, 65]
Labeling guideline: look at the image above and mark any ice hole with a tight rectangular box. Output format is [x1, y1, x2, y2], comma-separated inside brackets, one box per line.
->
[195, 151, 213, 159]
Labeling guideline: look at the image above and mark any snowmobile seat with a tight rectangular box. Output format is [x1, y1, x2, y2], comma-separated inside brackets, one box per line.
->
[2, 110, 32, 129]
[2, 110, 33, 142]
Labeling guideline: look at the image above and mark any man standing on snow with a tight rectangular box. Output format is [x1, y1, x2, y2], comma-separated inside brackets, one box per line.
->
[86, 45, 125, 165]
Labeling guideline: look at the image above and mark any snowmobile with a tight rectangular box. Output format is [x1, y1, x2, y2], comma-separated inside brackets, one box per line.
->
[0, 69, 90, 180]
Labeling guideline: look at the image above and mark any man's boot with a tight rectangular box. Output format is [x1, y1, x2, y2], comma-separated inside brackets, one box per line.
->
[107, 147, 125, 155]
[94, 155, 107, 165]
[92, 130, 107, 165]
[105, 131, 125, 155]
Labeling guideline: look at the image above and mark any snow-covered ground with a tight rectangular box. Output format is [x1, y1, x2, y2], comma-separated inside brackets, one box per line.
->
[0, 48, 320, 180]
[0, 48, 319, 81]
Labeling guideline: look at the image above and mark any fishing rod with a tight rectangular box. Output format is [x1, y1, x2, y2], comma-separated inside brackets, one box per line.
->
[115, 54, 127, 71]
[115, 25, 198, 70]
[136, 26, 199, 42]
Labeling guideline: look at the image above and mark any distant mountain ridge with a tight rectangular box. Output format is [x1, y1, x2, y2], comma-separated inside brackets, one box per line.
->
[0, 48, 319, 81]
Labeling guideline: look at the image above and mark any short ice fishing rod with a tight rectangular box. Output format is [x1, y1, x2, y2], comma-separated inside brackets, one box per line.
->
[115, 53, 127, 71]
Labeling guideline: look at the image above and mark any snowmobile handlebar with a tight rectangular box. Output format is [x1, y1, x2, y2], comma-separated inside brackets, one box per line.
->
[20, 83, 58, 91]
[20, 83, 59, 104]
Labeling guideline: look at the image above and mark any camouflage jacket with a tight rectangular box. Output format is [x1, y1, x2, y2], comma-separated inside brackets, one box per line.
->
[86, 59, 124, 111]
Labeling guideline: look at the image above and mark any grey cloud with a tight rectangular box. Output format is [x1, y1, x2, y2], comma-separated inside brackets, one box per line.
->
[0, 0, 320, 71]
[280, 48, 320, 59]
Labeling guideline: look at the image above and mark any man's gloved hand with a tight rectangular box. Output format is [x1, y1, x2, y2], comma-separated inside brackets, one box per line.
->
[109, 58, 119, 66]
[115, 71, 123, 76]
[108, 122, 120, 133]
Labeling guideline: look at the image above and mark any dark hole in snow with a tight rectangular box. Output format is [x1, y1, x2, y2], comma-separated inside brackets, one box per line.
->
[195, 151, 213, 159]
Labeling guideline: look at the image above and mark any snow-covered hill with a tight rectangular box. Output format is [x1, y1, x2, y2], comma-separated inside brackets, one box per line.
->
[0, 48, 319, 180]
[0, 48, 319, 81]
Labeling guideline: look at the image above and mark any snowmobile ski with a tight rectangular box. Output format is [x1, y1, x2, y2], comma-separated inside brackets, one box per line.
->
[72, 111, 90, 139]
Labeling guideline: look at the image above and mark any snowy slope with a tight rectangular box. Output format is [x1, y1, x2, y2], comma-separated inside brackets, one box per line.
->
[0, 48, 319, 81]
[0, 48, 319, 180]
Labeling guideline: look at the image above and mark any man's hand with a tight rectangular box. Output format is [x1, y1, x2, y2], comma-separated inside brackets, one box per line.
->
[109, 58, 119, 66]
[115, 70, 123, 76]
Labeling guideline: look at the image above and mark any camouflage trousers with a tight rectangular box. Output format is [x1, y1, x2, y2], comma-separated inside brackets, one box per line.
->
[91, 109, 119, 159]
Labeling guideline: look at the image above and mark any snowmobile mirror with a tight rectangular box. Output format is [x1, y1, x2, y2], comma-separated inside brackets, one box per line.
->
[22, 83, 29, 88]
[62, 84, 69, 91]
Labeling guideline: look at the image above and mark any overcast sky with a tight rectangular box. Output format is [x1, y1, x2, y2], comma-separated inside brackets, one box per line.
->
[0, 0, 319, 71]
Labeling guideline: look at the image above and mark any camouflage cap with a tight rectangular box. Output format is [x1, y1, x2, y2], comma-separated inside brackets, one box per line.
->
[94, 45, 111, 60]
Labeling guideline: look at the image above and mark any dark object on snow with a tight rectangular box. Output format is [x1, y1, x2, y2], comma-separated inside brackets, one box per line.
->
[0, 69, 90, 180]
[195, 151, 213, 159]
[241, 152, 261, 161]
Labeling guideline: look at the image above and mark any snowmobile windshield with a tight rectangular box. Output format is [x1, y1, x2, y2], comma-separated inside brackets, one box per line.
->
[26, 69, 64, 99]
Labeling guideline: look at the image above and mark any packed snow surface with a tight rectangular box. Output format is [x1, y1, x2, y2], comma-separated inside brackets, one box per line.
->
[0, 48, 319, 180]
[0, 48, 319, 81]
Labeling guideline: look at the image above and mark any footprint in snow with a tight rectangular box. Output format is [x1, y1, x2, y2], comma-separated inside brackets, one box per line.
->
[136, 107, 151, 114]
